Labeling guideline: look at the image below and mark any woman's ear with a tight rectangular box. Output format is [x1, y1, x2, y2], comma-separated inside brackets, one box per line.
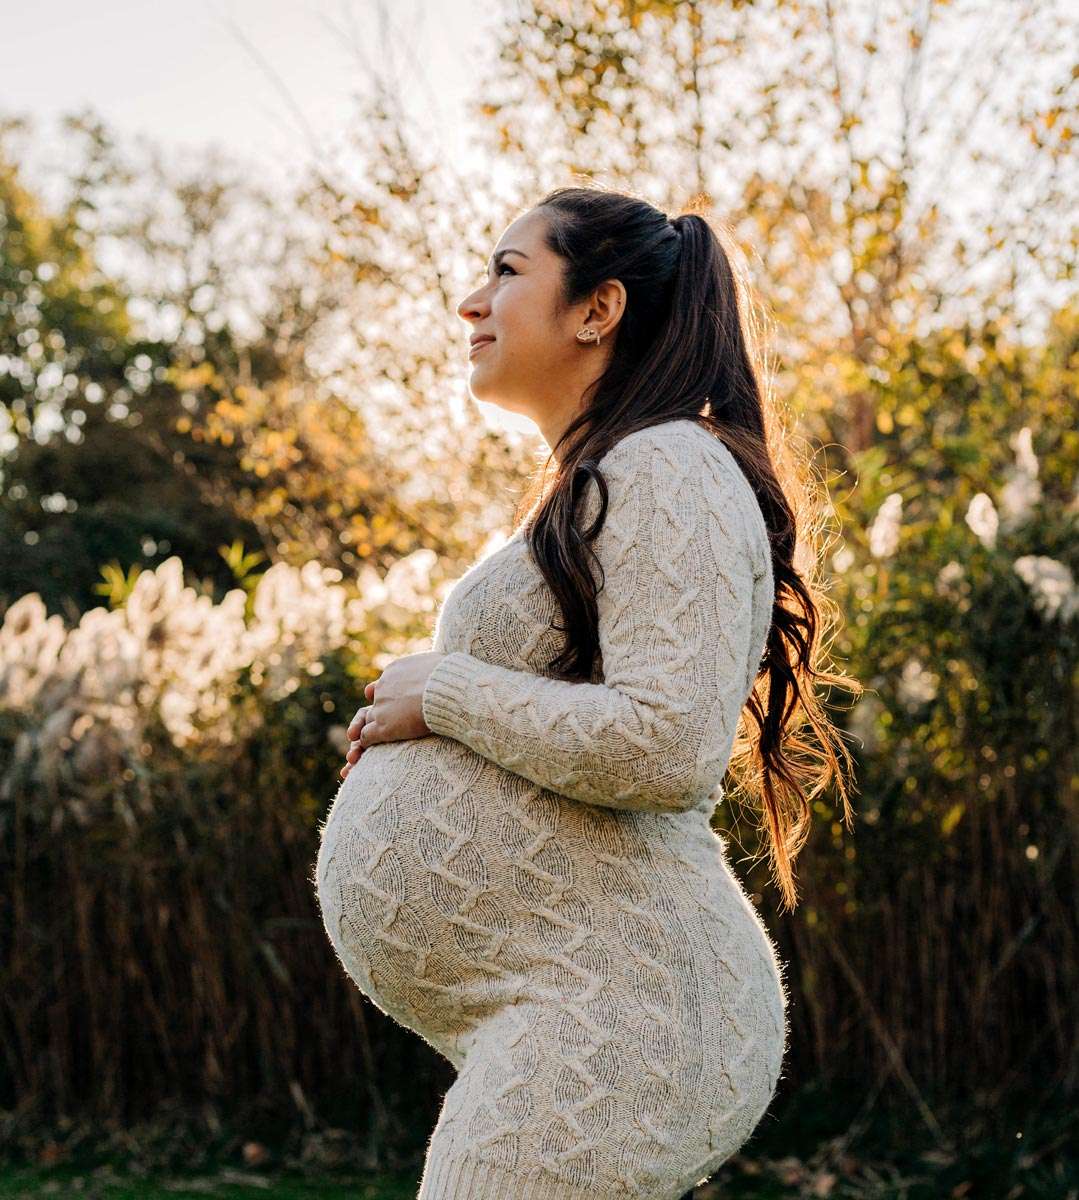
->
[587, 278, 627, 340]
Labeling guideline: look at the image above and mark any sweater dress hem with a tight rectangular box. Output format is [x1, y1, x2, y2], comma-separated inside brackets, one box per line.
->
[419, 1149, 599, 1199]
[417, 1143, 704, 1199]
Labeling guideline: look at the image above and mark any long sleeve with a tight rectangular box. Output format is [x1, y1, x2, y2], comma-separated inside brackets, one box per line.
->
[420, 422, 771, 814]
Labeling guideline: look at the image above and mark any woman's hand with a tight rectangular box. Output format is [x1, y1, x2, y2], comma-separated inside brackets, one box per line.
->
[339, 650, 446, 781]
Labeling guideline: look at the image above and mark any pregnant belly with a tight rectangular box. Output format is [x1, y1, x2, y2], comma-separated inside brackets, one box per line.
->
[315, 734, 787, 1086]
[315, 735, 562, 1051]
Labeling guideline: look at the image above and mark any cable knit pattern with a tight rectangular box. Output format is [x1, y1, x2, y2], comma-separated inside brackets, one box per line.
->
[314, 418, 789, 1199]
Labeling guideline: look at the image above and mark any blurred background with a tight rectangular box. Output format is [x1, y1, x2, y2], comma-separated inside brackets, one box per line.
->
[1, 1, 1076, 1197]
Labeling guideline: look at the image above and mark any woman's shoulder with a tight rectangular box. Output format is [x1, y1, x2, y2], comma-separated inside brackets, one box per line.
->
[598, 418, 771, 572]
[597, 417, 753, 503]
[597, 415, 701, 458]
[599, 417, 738, 472]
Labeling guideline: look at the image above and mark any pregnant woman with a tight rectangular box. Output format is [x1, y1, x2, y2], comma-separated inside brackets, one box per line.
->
[315, 186, 856, 1198]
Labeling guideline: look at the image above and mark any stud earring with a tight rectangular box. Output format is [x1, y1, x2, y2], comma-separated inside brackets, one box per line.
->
[576, 327, 602, 346]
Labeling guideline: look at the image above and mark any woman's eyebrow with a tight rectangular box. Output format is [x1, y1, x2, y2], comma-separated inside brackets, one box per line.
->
[486, 248, 530, 271]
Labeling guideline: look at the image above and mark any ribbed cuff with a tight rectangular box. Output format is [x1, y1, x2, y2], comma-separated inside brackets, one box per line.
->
[418, 1146, 603, 1200]
[422, 650, 484, 740]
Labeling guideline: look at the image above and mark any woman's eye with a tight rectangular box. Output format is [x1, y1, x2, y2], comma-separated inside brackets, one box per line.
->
[495, 264, 515, 276]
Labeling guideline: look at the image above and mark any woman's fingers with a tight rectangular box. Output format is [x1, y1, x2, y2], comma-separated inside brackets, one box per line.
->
[347, 683, 379, 737]
[341, 708, 368, 782]
[346, 707, 368, 739]
[341, 696, 380, 782]
[339, 739, 364, 780]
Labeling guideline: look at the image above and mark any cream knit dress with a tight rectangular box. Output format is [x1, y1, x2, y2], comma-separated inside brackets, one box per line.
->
[314, 417, 789, 1199]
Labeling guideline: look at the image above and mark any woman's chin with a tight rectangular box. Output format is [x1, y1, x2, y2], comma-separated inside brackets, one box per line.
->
[467, 370, 499, 401]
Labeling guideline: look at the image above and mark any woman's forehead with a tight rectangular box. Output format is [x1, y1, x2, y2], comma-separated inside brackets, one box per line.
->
[496, 209, 547, 250]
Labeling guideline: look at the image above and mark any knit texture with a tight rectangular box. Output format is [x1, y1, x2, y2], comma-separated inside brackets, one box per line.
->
[315, 418, 789, 1198]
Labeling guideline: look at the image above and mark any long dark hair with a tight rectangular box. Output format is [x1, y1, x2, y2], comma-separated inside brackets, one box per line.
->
[512, 184, 860, 912]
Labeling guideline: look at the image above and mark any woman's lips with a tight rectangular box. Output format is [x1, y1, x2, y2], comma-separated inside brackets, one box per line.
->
[469, 338, 494, 357]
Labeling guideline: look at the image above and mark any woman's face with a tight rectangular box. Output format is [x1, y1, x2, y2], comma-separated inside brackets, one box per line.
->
[456, 208, 623, 448]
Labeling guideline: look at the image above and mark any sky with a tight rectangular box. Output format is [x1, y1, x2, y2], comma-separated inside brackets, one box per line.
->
[2, 0, 484, 192]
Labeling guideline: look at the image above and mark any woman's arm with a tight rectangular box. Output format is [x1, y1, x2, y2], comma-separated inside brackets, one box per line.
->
[421, 422, 767, 815]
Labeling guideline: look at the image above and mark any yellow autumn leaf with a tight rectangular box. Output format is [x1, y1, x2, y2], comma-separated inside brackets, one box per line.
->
[941, 802, 965, 836]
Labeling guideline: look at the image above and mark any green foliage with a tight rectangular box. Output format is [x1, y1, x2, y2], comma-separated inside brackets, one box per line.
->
[0, 117, 467, 620]
[824, 308, 1078, 874]
[91, 560, 146, 608]
[219, 538, 267, 585]
[218, 538, 268, 621]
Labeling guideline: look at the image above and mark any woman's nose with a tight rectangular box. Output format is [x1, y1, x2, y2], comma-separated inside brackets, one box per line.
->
[457, 288, 490, 322]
